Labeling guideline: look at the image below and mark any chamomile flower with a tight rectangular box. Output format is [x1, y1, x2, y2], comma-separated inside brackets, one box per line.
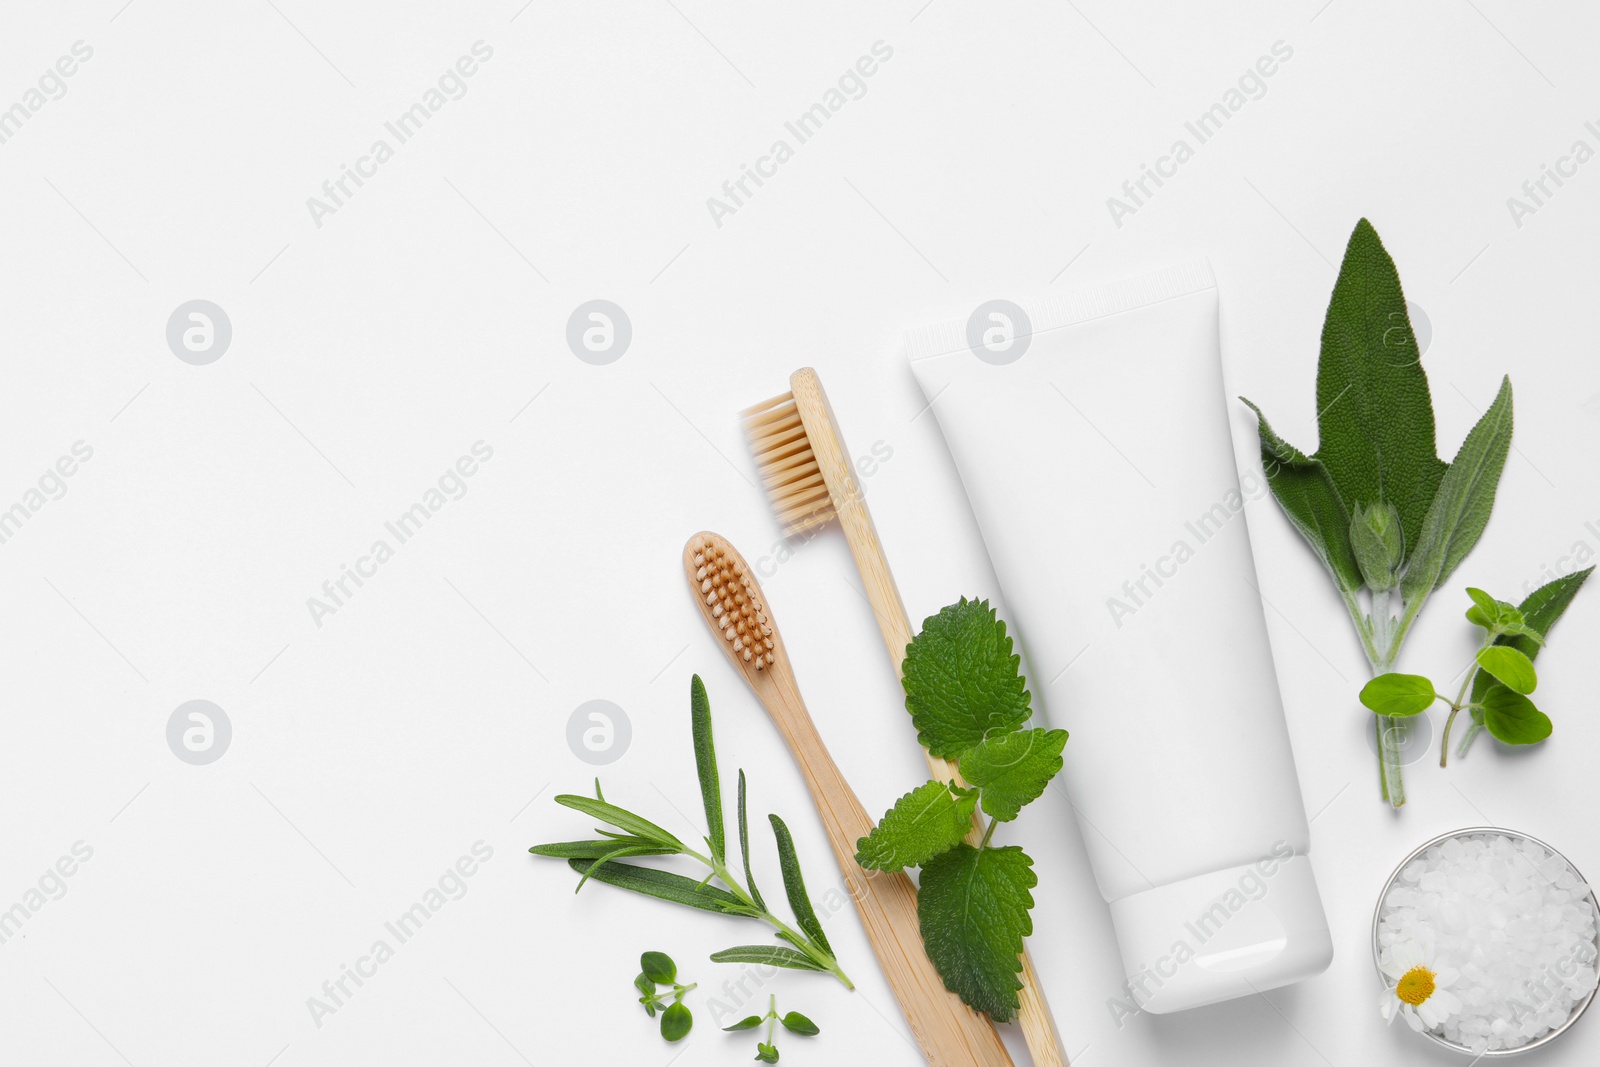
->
[1378, 937, 1463, 1032]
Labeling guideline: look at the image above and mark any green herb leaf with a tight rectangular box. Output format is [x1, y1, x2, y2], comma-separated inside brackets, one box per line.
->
[709, 945, 826, 972]
[723, 1015, 764, 1032]
[1312, 219, 1448, 564]
[660, 1000, 693, 1041]
[640, 951, 676, 985]
[1481, 686, 1552, 745]
[1242, 399, 1363, 596]
[574, 845, 671, 892]
[528, 838, 678, 860]
[1465, 587, 1502, 629]
[902, 598, 1032, 759]
[737, 769, 766, 911]
[1400, 377, 1513, 601]
[918, 844, 1036, 1022]
[1358, 673, 1436, 717]
[566, 858, 747, 915]
[634, 971, 657, 1012]
[691, 675, 727, 865]
[1350, 501, 1405, 592]
[768, 814, 832, 956]
[554, 794, 684, 850]
[756, 1043, 779, 1063]
[855, 780, 978, 872]
[1466, 567, 1592, 739]
[779, 1011, 820, 1036]
[959, 728, 1068, 822]
[1475, 646, 1536, 695]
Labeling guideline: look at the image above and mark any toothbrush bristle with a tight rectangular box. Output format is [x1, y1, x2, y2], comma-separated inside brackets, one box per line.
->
[740, 391, 837, 537]
[689, 534, 777, 671]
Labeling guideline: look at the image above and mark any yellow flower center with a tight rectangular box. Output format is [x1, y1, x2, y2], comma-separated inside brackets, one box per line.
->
[1396, 966, 1436, 1006]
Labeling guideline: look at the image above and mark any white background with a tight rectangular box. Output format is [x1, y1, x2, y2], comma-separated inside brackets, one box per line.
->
[1, 2, 1597, 1065]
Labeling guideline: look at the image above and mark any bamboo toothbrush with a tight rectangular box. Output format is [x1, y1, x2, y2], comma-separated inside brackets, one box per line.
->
[742, 368, 1068, 1067]
[684, 532, 1014, 1067]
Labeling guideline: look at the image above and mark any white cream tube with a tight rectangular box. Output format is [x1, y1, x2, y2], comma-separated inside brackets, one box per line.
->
[906, 262, 1332, 1014]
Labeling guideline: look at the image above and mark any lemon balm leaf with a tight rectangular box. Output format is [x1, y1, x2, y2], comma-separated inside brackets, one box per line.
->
[959, 728, 1068, 822]
[918, 844, 1036, 1022]
[1475, 646, 1536, 695]
[1359, 673, 1436, 717]
[902, 598, 1031, 759]
[855, 780, 977, 872]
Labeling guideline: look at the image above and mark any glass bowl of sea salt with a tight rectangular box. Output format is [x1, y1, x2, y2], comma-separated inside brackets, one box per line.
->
[1373, 827, 1600, 1056]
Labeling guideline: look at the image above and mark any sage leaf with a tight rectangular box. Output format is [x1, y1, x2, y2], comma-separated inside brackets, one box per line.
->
[917, 844, 1036, 1022]
[769, 814, 832, 956]
[1241, 399, 1362, 595]
[855, 779, 977, 872]
[902, 598, 1031, 759]
[690, 675, 726, 865]
[1359, 673, 1436, 717]
[1401, 377, 1514, 601]
[959, 728, 1069, 822]
[1481, 686, 1552, 745]
[710, 945, 826, 972]
[1313, 219, 1448, 562]
[1475, 646, 1536, 695]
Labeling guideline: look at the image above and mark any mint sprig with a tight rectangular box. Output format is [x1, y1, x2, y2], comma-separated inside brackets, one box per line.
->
[530, 676, 853, 988]
[1244, 218, 1516, 807]
[855, 598, 1064, 1022]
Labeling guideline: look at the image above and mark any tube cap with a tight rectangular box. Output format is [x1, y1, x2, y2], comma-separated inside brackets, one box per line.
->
[1107, 854, 1333, 1014]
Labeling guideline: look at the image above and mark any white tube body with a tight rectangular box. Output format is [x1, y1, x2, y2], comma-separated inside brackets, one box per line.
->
[906, 262, 1332, 1013]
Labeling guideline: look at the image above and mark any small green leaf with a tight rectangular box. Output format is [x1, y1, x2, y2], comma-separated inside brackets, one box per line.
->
[574, 845, 669, 891]
[528, 837, 678, 860]
[959, 728, 1068, 822]
[737, 769, 766, 911]
[1465, 568, 1592, 748]
[634, 972, 656, 1001]
[566, 859, 747, 915]
[660, 1000, 693, 1041]
[640, 951, 676, 985]
[918, 844, 1036, 1022]
[779, 1011, 819, 1036]
[554, 794, 683, 850]
[709, 945, 826, 972]
[1497, 621, 1546, 645]
[769, 814, 832, 955]
[1475, 646, 1536, 695]
[1465, 587, 1501, 627]
[1241, 398, 1362, 596]
[1400, 377, 1514, 601]
[1358, 673, 1436, 717]
[902, 599, 1032, 759]
[755, 1043, 780, 1063]
[1481, 686, 1552, 745]
[691, 675, 727, 865]
[723, 1015, 764, 1032]
[1350, 501, 1404, 591]
[855, 780, 977, 873]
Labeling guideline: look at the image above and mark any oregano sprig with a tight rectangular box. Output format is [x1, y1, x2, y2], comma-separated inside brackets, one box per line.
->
[530, 676, 853, 988]
[855, 598, 1064, 1022]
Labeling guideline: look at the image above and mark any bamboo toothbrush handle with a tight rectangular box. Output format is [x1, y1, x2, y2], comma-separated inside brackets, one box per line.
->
[757, 664, 1015, 1067]
[790, 372, 1068, 1067]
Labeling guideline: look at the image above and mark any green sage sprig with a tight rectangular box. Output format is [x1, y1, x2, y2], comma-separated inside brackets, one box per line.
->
[530, 675, 853, 988]
[1358, 568, 1591, 764]
[1243, 218, 1514, 808]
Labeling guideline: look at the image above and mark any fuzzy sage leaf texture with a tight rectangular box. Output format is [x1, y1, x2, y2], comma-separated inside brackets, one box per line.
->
[958, 728, 1068, 822]
[854, 780, 978, 873]
[902, 598, 1032, 759]
[917, 844, 1037, 1022]
[1314, 218, 1448, 562]
[1401, 377, 1514, 601]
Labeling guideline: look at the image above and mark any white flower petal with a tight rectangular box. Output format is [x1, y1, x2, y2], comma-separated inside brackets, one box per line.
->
[1403, 1005, 1426, 1032]
[1418, 1001, 1440, 1029]
[1379, 992, 1399, 1021]
[1432, 989, 1462, 1018]
[1434, 967, 1459, 989]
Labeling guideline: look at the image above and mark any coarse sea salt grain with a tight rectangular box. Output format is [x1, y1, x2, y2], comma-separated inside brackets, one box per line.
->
[1378, 832, 1600, 1053]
